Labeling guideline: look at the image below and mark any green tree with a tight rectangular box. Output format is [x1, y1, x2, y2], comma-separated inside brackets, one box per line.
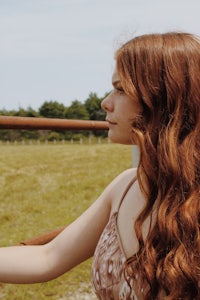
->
[0, 109, 17, 116]
[84, 92, 108, 137]
[39, 101, 66, 119]
[84, 92, 106, 121]
[64, 100, 89, 139]
[0, 107, 39, 141]
[24, 106, 39, 117]
[65, 100, 89, 120]
[13, 107, 39, 140]
[13, 107, 39, 117]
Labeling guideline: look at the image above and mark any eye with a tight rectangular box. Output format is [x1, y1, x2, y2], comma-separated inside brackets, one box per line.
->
[114, 86, 124, 94]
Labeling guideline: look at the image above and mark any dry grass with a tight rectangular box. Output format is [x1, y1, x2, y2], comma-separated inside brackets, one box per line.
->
[0, 142, 135, 299]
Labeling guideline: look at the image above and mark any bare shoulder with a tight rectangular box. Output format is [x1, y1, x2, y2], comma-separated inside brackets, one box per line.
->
[116, 168, 137, 181]
[111, 168, 137, 186]
[103, 168, 137, 211]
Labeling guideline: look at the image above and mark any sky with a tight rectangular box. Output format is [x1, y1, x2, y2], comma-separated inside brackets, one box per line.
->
[1, 0, 200, 111]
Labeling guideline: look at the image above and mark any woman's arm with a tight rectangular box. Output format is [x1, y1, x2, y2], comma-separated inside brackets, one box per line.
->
[0, 190, 110, 283]
[0, 169, 135, 284]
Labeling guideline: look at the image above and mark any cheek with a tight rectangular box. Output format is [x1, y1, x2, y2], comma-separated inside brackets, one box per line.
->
[118, 123, 134, 144]
[126, 97, 142, 117]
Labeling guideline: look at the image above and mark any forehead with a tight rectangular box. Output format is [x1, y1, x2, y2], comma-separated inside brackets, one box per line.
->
[112, 67, 120, 84]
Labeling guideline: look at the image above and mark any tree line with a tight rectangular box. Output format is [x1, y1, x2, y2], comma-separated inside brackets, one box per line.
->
[0, 92, 109, 141]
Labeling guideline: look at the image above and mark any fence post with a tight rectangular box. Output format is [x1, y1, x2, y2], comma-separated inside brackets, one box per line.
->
[132, 146, 139, 167]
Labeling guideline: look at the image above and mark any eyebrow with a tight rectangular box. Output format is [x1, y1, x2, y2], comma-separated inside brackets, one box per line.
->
[112, 79, 121, 87]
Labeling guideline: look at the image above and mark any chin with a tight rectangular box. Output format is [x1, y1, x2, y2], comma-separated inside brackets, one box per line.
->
[108, 133, 132, 145]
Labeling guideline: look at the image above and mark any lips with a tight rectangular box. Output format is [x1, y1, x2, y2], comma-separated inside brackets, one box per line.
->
[106, 118, 117, 125]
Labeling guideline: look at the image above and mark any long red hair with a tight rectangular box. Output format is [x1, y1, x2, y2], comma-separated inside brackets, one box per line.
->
[116, 32, 200, 299]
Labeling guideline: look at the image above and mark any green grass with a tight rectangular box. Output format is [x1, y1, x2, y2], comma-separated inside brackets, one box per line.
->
[0, 143, 134, 299]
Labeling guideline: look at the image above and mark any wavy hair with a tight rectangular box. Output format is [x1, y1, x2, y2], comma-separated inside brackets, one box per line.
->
[116, 32, 200, 299]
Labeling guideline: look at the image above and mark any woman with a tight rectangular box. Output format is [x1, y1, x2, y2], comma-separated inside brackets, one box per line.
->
[0, 32, 199, 299]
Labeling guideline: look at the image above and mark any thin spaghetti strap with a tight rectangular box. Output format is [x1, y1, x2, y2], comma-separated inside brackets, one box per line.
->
[116, 175, 137, 212]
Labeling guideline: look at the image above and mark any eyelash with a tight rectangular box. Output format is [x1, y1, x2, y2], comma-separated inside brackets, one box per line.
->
[114, 87, 124, 94]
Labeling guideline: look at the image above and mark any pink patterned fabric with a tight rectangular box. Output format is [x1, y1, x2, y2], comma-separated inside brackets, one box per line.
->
[92, 212, 138, 300]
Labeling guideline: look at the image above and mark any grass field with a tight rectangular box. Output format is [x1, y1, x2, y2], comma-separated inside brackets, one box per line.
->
[0, 142, 135, 299]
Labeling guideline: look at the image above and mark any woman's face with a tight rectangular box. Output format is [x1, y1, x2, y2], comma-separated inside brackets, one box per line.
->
[101, 67, 142, 145]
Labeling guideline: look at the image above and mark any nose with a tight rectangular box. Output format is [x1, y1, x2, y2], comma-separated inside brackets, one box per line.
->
[101, 93, 113, 112]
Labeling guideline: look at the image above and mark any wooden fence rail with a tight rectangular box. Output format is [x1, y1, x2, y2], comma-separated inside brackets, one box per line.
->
[0, 116, 109, 130]
[17, 227, 66, 246]
[0, 115, 108, 246]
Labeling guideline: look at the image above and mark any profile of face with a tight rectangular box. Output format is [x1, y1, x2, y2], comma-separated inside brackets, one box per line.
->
[101, 66, 142, 145]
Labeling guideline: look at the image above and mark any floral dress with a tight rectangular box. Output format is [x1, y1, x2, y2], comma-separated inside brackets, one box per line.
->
[92, 177, 143, 300]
